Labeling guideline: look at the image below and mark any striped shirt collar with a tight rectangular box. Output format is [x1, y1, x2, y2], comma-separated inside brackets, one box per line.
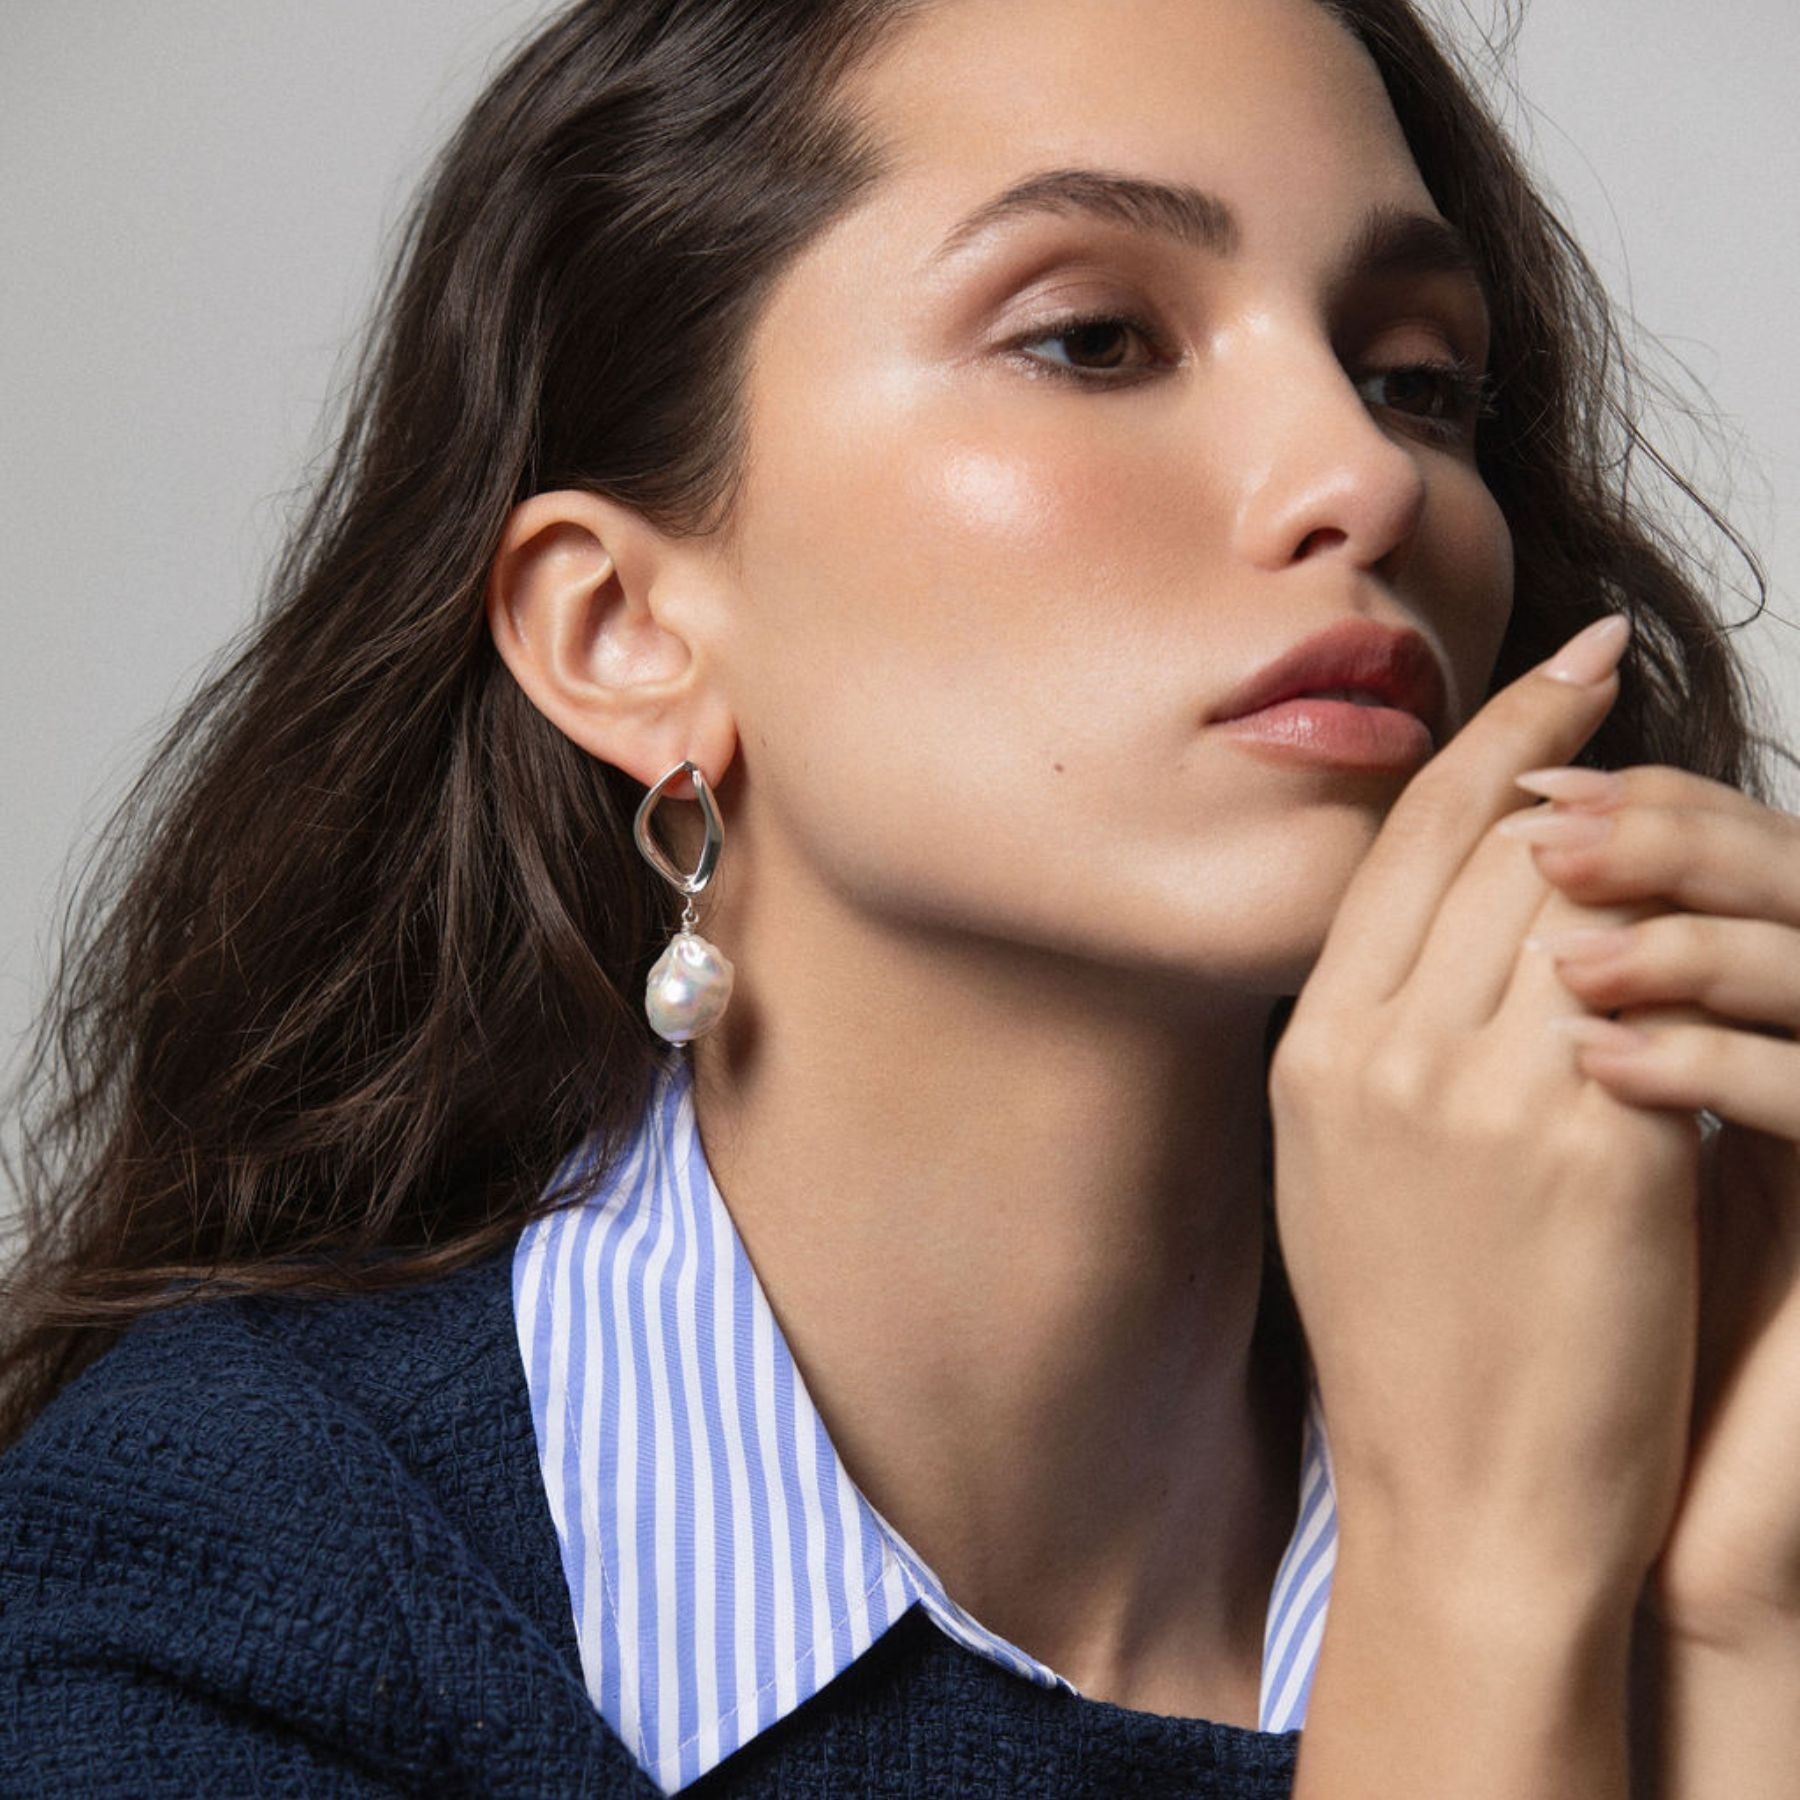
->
[513, 1051, 1338, 1796]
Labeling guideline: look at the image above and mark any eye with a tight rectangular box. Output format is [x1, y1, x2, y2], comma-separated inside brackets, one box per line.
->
[1358, 357, 1498, 444]
[1002, 310, 1171, 384]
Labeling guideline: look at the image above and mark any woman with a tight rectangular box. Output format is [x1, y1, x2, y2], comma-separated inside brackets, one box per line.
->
[2, 0, 1796, 1794]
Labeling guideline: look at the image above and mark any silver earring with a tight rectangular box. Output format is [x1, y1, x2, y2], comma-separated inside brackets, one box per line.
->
[633, 759, 736, 1046]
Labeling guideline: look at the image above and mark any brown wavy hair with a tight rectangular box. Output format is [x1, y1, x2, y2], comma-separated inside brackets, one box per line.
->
[2, 0, 1790, 1457]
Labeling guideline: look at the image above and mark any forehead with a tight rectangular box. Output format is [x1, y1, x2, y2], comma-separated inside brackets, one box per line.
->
[837, 0, 1436, 258]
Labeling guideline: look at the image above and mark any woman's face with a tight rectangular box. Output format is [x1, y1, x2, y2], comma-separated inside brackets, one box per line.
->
[703, 0, 1513, 995]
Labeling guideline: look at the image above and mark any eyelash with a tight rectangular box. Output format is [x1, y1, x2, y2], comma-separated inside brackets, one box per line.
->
[1003, 309, 1500, 443]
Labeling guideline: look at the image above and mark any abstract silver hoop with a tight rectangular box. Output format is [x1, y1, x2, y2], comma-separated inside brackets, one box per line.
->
[633, 759, 736, 1046]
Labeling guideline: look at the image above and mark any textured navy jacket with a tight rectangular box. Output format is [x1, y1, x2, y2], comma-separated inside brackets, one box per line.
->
[0, 1240, 1302, 1797]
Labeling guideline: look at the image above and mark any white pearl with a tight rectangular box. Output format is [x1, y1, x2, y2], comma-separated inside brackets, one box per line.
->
[644, 930, 735, 1044]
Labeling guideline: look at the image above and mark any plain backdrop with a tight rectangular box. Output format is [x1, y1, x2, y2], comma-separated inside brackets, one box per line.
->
[4, 2, 1798, 1219]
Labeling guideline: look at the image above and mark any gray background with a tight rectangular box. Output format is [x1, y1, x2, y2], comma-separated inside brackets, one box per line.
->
[4, 2, 1797, 1210]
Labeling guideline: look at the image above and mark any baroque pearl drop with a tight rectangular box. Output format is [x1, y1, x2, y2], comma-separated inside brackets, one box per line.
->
[645, 929, 735, 1044]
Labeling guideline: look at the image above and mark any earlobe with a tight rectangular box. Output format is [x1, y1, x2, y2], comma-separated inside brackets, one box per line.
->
[483, 487, 736, 797]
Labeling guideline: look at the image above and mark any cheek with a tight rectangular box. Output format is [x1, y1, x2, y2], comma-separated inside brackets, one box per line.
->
[896, 428, 1162, 598]
[933, 445, 1044, 536]
[877, 423, 1202, 681]
[720, 417, 1195, 907]
[742, 412, 1178, 712]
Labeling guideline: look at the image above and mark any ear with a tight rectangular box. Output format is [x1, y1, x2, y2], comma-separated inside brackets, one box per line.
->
[484, 488, 737, 801]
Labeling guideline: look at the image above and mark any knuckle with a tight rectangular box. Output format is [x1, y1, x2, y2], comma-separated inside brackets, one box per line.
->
[1355, 1040, 1438, 1116]
[1268, 1023, 1335, 1098]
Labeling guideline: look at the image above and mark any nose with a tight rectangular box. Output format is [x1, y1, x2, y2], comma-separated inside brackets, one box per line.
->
[1227, 330, 1429, 577]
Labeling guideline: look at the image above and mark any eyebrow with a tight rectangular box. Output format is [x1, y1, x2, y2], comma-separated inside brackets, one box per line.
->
[927, 166, 1492, 314]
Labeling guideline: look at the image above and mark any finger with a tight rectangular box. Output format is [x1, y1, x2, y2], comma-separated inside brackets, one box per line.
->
[1554, 1016, 1800, 1141]
[1528, 913, 1800, 1036]
[1513, 759, 1777, 831]
[1399, 817, 1656, 1029]
[1504, 794, 1800, 927]
[1484, 882, 1677, 1046]
[1303, 613, 1632, 1017]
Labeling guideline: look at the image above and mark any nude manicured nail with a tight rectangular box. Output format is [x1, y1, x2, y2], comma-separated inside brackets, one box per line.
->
[1542, 614, 1632, 685]
[1496, 808, 1615, 847]
[1513, 766, 1627, 807]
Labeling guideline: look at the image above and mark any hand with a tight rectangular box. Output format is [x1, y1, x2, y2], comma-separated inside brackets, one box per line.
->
[1505, 762, 1800, 1648]
[1270, 614, 1705, 1612]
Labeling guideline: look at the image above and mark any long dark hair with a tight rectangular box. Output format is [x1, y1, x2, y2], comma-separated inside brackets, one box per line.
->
[2, 0, 1789, 1456]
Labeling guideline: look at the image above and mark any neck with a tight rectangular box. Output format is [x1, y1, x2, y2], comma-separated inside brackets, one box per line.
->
[689, 882, 1306, 1724]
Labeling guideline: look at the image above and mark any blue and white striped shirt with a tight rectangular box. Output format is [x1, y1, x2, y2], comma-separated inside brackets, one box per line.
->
[512, 1051, 1338, 1795]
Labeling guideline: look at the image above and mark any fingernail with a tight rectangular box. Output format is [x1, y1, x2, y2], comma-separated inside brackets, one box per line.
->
[1496, 808, 1616, 847]
[1513, 766, 1627, 808]
[1522, 925, 1634, 961]
[1542, 614, 1632, 685]
[1550, 1014, 1651, 1055]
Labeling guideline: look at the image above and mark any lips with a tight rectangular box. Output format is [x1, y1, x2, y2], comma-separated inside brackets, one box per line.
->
[1210, 617, 1449, 749]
